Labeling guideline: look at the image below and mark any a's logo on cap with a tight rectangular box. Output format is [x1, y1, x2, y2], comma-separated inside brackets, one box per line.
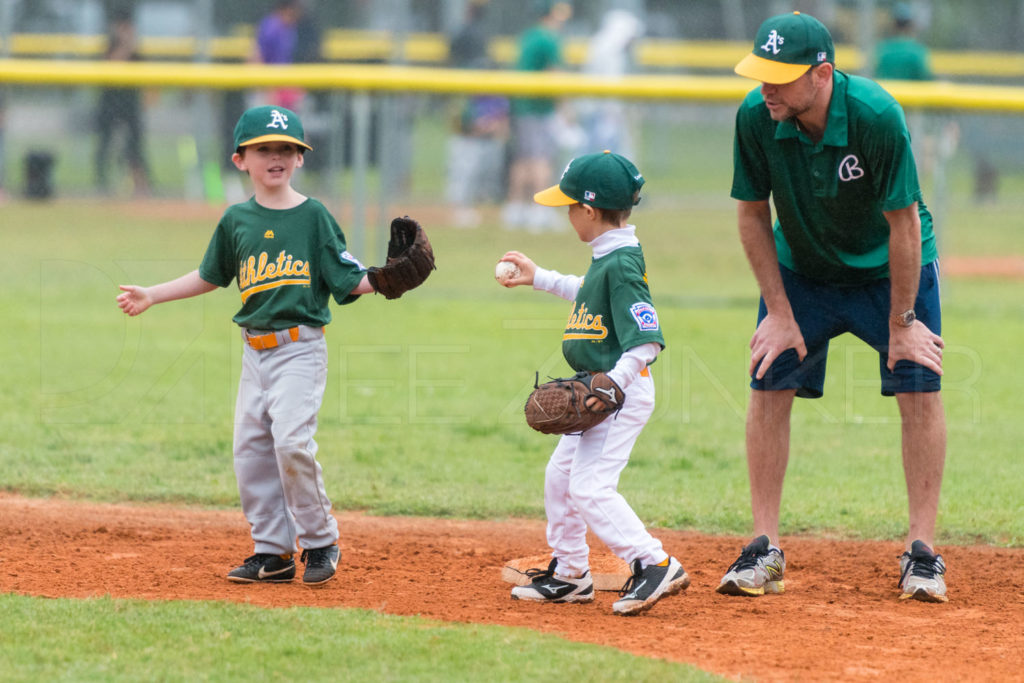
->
[267, 109, 289, 130]
[760, 29, 784, 55]
[584, 190, 596, 201]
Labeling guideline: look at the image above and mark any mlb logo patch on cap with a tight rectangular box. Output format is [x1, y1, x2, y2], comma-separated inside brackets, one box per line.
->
[584, 190, 596, 201]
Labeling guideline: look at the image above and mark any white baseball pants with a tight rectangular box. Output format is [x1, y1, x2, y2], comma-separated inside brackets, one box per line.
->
[233, 329, 338, 556]
[544, 372, 667, 576]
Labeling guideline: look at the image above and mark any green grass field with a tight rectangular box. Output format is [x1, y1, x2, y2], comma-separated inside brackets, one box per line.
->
[3, 115, 1024, 679]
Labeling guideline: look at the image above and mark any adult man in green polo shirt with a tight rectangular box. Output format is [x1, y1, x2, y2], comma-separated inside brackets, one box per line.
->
[717, 12, 949, 603]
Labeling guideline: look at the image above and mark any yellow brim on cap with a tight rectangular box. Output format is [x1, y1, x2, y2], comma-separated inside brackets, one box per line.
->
[533, 184, 576, 206]
[238, 134, 313, 151]
[734, 52, 812, 84]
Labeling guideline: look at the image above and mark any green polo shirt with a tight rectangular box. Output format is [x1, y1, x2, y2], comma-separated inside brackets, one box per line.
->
[512, 25, 561, 116]
[561, 246, 665, 373]
[199, 197, 366, 330]
[731, 70, 936, 285]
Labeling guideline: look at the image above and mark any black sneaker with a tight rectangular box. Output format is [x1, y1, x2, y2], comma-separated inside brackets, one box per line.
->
[612, 556, 689, 616]
[716, 535, 786, 597]
[301, 544, 340, 585]
[226, 553, 295, 583]
[899, 540, 948, 603]
[510, 558, 594, 603]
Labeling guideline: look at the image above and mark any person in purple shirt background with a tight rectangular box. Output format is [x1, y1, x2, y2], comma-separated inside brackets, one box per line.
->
[254, 0, 311, 111]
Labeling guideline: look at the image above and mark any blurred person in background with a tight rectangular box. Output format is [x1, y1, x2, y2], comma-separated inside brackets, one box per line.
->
[873, 3, 959, 209]
[446, 0, 510, 228]
[579, 9, 643, 159]
[873, 2, 932, 81]
[95, 7, 151, 197]
[501, 0, 571, 232]
[0, 92, 6, 203]
[254, 0, 317, 112]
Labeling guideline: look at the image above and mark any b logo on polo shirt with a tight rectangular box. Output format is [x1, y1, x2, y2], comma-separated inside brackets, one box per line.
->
[838, 154, 865, 182]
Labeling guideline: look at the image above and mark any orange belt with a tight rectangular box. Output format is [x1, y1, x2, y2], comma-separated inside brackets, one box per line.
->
[245, 326, 300, 351]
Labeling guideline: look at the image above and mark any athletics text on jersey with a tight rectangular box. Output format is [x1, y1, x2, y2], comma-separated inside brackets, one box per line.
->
[199, 197, 365, 330]
[562, 246, 665, 373]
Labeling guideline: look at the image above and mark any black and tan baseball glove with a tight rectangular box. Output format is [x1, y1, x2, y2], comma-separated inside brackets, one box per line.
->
[367, 216, 436, 299]
[524, 371, 625, 435]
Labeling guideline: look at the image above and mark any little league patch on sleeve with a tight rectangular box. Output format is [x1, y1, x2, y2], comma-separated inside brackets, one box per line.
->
[339, 250, 366, 269]
[629, 302, 660, 331]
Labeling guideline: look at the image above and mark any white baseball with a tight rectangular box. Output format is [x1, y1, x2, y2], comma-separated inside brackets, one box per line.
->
[495, 260, 520, 284]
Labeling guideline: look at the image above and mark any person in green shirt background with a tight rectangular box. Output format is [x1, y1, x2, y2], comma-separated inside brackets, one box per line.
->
[873, 2, 933, 81]
[718, 12, 950, 604]
[501, 0, 571, 232]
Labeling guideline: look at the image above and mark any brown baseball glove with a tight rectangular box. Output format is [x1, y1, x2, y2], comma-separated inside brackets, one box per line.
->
[524, 371, 625, 435]
[367, 216, 436, 299]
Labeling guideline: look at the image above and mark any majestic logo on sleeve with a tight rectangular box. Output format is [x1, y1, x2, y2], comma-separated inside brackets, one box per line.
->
[238, 250, 311, 303]
[838, 154, 865, 181]
[760, 29, 784, 55]
[629, 302, 660, 332]
[267, 109, 289, 129]
[563, 302, 608, 341]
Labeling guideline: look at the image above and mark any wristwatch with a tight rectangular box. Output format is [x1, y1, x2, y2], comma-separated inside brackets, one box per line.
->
[892, 309, 916, 328]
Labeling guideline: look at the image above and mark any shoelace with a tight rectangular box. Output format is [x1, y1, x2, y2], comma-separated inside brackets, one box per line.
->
[301, 548, 332, 568]
[618, 561, 644, 597]
[523, 567, 554, 581]
[726, 542, 768, 572]
[903, 552, 944, 581]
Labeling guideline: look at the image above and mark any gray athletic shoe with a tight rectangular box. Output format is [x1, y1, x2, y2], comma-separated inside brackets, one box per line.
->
[510, 559, 594, 603]
[716, 535, 786, 597]
[226, 553, 296, 583]
[301, 544, 340, 586]
[899, 540, 948, 603]
[612, 556, 690, 616]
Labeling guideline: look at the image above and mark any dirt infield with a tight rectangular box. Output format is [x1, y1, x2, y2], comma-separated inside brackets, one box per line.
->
[2, 495, 1022, 681]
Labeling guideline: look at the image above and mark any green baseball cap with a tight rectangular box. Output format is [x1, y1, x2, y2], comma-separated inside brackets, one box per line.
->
[735, 12, 834, 84]
[233, 105, 313, 151]
[534, 151, 644, 210]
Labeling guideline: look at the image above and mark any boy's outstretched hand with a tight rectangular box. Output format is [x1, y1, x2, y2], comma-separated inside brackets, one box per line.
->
[497, 251, 536, 288]
[117, 285, 153, 316]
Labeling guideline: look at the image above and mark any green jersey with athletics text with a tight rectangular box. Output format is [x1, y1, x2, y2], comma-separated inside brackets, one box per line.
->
[562, 246, 665, 373]
[731, 70, 936, 285]
[199, 197, 366, 330]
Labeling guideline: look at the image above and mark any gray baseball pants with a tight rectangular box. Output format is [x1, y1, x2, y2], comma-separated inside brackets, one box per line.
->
[234, 326, 338, 556]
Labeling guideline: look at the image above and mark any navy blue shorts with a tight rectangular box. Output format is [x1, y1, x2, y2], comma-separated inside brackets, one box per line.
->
[751, 262, 942, 398]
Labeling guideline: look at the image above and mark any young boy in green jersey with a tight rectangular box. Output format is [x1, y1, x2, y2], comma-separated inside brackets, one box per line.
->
[116, 105, 427, 586]
[498, 151, 689, 616]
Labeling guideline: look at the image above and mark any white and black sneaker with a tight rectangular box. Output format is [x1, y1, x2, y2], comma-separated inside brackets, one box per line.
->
[301, 544, 340, 586]
[510, 559, 594, 603]
[612, 556, 690, 616]
[717, 535, 786, 597]
[226, 553, 296, 583]
[899, 540, 948, 603]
